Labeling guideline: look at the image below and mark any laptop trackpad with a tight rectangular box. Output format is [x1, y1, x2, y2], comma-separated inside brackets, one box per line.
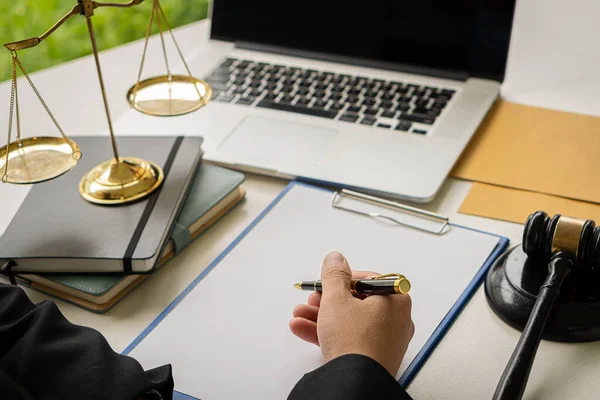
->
[218, 116, 338, 167]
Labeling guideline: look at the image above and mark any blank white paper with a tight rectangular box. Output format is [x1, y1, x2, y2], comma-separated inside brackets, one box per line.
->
[127, 183, 501, 399]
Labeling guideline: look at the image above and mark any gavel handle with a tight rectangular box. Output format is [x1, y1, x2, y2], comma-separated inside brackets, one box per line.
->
[493, 253, 573, 400]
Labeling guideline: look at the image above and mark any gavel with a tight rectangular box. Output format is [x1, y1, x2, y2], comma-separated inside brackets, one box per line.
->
[491, 211, 600, 400]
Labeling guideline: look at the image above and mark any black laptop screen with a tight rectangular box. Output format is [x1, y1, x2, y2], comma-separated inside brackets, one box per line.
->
[210, 0, 516, 81]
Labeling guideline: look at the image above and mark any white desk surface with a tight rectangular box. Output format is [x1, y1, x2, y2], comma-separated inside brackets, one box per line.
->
[2, 3, 600, 398]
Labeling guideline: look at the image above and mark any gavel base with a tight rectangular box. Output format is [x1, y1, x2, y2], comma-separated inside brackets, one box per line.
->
[485, 246, 600, 342]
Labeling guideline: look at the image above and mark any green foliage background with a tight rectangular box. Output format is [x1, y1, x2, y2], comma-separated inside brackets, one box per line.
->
[0, 0, 209, 82]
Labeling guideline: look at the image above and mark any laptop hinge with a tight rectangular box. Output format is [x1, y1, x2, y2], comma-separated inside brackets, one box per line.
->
[235, 41, 469, 82]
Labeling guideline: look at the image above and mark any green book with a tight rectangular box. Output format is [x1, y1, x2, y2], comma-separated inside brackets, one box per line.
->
[16, 164, 246, 313]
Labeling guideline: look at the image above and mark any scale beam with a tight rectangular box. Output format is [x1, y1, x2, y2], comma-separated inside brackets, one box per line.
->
[3, 1, 145, 51]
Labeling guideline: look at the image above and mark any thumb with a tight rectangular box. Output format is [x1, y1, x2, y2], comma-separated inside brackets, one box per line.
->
[321, 252, 352, 298]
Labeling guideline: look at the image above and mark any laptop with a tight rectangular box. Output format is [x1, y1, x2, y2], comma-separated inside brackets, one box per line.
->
[119, 0, 517, 202]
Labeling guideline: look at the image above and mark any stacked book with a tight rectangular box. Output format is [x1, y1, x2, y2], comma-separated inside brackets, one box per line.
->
[0, 136, 246, 312]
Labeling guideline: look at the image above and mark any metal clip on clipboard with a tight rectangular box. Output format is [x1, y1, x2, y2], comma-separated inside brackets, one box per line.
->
[331, 189, 449, 235]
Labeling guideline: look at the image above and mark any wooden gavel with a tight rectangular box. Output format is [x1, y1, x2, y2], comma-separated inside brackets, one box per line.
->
[493, 211, 600, 400]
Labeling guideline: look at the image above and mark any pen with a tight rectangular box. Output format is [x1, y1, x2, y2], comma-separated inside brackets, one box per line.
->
[293, 273, 410, 295]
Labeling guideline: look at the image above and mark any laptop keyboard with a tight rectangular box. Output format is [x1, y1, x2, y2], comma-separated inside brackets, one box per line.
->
[205, 57, 456, 135]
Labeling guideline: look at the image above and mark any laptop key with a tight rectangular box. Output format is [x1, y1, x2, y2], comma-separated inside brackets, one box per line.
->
[381, 110, 396, 118]
[415, 99, 429, 108]
[250, 89, 262, 97]
[395, 121, 412, 131]
[206, 81, 229, 91]
[362, 99, 377, 107]
[217, 94, 235, 103]
[236, 97, 255, 105]
[315, 99, 329, 108]
[399, 113, 435, 125]
[347, 106, 362, 113]
[364, 108, 378, 116]
[380, 101, 394, 110]
[330, 102, 344, 110]
[233, 87, 247, 95]
[256, 99, 337, 119]
[360, 117, 377, 126]
[328, 94, 343, 101]
[413, 129, 428, 135]
[396, 103, 411, 112]
[377, 123, 392, 129]
[264, 93, 278, 100]
[339, 113, 359, 123]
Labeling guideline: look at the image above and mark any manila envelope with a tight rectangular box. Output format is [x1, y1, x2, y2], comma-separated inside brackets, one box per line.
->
[459, 183, 600, 225]
[451, 100, 600, 204]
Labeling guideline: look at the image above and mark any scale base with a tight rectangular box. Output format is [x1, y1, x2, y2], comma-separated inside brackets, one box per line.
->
[79, 157, 164, 205]
[485, 246, 600, 342]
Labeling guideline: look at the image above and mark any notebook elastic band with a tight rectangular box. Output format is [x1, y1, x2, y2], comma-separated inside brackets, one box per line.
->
[123, 136, 184, 274]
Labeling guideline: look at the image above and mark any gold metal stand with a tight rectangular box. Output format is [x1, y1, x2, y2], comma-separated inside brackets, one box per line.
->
[127, 0, 211, 116]
[1, 0, 207, 205]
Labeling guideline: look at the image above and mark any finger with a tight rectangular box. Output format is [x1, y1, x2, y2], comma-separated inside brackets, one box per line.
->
[352, 270, 379, 280]
[308, 291, 322, 307]
[289, 318, 319, 346]
[293, 304, 319, 322]
[321, 252, 352, 298]
[392, 293, 413, 317]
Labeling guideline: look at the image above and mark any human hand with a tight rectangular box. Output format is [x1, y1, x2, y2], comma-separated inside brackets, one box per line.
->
[289, 252, 415, 377]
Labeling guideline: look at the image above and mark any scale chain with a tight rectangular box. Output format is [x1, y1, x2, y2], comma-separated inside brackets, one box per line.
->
[12, 54, 79, 159]
[3, 54, 18, 182]
[133, 0, 157, 99]
[156, 0, 202, 99]
[154, 0, 172, 80]
[132, 0, 202, 101]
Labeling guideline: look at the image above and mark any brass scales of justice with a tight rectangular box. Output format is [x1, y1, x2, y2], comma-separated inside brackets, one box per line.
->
[0, 0, 212, 205]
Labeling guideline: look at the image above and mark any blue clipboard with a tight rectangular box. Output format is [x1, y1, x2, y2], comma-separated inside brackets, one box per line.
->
[123, 181, 509, 399]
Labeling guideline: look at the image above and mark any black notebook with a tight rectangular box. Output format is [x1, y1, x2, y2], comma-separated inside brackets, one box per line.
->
[0, 136, 203, 274]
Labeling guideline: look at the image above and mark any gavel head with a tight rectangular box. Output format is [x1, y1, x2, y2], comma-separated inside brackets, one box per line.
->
[523, 211, 600, 268]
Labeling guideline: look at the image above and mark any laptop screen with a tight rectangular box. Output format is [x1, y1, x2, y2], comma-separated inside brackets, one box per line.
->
[210, 0, 516, 81]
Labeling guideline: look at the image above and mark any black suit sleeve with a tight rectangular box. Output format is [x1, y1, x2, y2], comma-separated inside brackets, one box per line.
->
[0, 283, 174, 400]
[288, 354, 413, 400]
